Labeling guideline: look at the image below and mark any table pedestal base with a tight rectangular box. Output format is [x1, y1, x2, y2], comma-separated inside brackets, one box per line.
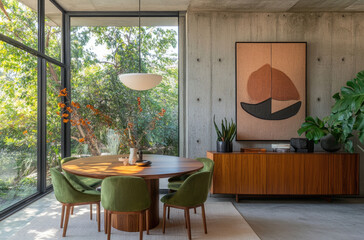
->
[111, 179, 159, 232]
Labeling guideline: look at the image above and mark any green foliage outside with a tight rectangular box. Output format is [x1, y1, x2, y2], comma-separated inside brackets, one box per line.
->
[0, 0, 178, 211]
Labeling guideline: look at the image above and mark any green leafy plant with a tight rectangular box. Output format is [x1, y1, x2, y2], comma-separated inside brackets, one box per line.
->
[298, 70, 364, 152]
[213, 116, 237, 142]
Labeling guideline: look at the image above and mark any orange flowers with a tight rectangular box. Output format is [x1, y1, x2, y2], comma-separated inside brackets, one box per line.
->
[66, 107, 73, 113]
[78, 138, 85, 143]
[159, 109, 166, 117]
[63, 119, 69, 123]
[71, 101, 80, 109]
[62, 113, 69, 118]
[58, 88, 68, 97]
[137, 97, 143, 112]
[58, 102, 66, 108]
[23, 130, 28, 135]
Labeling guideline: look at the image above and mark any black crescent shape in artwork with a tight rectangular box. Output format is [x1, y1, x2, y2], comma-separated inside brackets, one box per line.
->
[241, 98, 301, 120]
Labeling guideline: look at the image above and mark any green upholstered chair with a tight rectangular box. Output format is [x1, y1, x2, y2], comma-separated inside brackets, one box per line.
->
[167, 157, 214, 216]
[161, 171, 211, 240]
[50, 168, 101, 237]
[168, 157, 214, 191]
[61, 157, 103, 218]
[101, 176, 151, 240]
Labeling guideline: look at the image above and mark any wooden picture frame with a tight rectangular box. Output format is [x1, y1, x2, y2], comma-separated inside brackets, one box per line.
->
[235, 42, 307, 140]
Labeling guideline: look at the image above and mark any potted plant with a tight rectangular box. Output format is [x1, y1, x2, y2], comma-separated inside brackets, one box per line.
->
[213, 116, 237, 152]
[298, 70, 364, 152]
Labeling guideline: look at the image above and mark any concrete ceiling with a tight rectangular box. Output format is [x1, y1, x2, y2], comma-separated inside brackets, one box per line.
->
[51, 0, 364, 12]
[18, 0, 364, 27]
[188, 0, 364, 12]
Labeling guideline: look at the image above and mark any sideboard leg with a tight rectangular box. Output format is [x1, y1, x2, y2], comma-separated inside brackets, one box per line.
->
[235, 194, 239, 203]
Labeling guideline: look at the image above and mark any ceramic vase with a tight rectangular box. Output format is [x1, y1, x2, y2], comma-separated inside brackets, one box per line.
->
[216, 141, 233, 152]
[129, 148, 138, 165]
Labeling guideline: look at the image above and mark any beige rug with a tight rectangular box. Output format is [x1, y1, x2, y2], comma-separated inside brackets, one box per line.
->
[1, 194, 259, 240]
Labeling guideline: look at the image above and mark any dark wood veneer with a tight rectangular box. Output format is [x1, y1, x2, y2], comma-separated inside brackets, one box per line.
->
[207, 151, 359, 200]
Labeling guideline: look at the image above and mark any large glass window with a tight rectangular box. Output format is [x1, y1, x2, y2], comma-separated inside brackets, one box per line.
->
[45, 0, 62, 60]
[0, 0, 38, 49]
[0, 42, 38, 211]
[70, 17, 178, 156]
[46, 62, 62, 186]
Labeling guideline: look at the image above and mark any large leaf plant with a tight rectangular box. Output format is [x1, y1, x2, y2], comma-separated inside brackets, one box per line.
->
[298, 70, 364, 152]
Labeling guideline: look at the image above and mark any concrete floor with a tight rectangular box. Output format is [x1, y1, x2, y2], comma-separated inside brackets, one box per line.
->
[230, 197, 364, 240]
[2, 188, 364, 240]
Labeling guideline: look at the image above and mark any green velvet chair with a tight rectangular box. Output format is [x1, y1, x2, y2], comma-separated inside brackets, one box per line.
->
[167, 157, 214, 216]
[50, 168, 101, 237]
[168, 157, 214, 191]
[61, 157, 103, 218]
[101, 176, 151, 240]
[161, 171, 211, 240]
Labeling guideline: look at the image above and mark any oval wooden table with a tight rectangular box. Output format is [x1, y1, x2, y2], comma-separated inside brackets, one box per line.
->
[62, 154, 203, 232]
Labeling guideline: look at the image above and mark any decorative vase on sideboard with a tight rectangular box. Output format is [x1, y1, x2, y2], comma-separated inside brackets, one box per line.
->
[320, 134, 341, 152]
[216, 141, 233, 152]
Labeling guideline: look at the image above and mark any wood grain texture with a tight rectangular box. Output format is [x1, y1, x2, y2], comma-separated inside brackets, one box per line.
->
[208, 152, 266, 194]
[304, 154, 330, 194]
[266, 153, 305, 194]
[208, 151, 359, 196]
[329, 154, 359, 195]
[62, 155, 203, 180]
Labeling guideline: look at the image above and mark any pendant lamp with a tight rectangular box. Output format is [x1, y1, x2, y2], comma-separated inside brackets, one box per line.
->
[118, 0, 162, 91]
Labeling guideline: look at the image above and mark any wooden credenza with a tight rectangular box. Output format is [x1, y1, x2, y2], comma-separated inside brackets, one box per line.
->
[206, 151, 359, 200]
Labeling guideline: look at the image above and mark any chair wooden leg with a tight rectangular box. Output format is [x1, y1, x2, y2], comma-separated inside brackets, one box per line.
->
[62, 205, 71, 237]
[139, 212, 143, 240]
[167, 206, 170, 219]
[146, 209, 150, 235]
[71, 206, 74, 215]
[194, 207, 197, 214]
[60, 205, 65, 228]
[162, 204, 167, 233]
[104, 209, 108, 234]
[96, 202, 100, 232]
[185, 208, 192, 240]
[107, 212, 111, 240]
[201, 204, 207, 234]
[184, 210, 187, 229]
[90, 204, 92, 220]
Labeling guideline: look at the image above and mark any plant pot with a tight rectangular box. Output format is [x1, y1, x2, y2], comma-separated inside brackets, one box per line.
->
[216, 141, 233, 152]
[320, 134, 341, 152]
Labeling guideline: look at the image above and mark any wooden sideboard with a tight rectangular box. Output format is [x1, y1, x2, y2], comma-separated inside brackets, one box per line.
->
[206, 151, 359, 201]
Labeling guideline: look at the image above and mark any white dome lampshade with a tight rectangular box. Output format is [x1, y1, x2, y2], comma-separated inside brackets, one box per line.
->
[118, 73, 162, 91]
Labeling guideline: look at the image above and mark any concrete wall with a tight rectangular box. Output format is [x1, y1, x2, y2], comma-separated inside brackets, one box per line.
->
[185, 11, 364, 194]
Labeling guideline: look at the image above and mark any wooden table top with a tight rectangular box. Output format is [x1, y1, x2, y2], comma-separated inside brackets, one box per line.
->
[62, 154, 203, 179]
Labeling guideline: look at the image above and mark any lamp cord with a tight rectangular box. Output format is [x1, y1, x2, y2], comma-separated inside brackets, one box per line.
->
[138, 0, 141, 73]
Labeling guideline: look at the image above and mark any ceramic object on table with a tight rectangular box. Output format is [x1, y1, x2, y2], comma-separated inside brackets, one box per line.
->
[129, 148, 138, 164]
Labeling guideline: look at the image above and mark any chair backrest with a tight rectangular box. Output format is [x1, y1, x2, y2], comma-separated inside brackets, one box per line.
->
[170, 171, 210, 207]
[60, 156, 79, 165]
[196, 157, 214, 188]
[101, 176, 151, 212]
[50, 167, 87, 204]
[60, 157, 94, 191]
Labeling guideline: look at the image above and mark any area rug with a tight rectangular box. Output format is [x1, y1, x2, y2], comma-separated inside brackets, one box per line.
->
[0, 194, 259, 240]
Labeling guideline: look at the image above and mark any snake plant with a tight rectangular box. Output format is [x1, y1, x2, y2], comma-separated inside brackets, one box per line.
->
[213, 116, 237, 142]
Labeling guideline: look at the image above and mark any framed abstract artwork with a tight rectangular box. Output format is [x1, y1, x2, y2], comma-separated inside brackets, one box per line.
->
[235, 42, 306, 140]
